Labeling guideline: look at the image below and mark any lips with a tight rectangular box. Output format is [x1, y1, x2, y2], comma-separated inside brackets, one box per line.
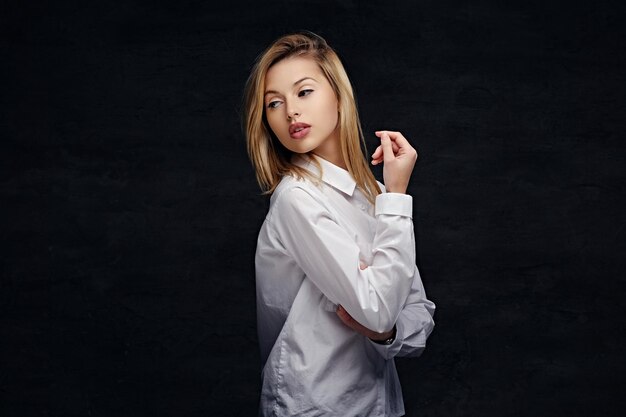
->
[289, 123, 311, 139]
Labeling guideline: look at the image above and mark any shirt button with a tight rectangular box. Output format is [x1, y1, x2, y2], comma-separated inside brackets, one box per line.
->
[358, 204, 366, 211]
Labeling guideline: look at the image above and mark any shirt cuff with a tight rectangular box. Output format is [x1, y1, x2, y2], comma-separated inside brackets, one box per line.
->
[375, 193, 413, 218]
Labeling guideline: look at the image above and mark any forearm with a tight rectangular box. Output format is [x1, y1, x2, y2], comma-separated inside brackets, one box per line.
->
[369, 267, 436, 359]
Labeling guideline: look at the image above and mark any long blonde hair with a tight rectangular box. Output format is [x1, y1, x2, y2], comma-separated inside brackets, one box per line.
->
[243, 31, 381, 204]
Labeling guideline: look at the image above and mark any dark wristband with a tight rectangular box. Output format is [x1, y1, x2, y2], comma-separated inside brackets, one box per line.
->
[371, 325, 397, 345]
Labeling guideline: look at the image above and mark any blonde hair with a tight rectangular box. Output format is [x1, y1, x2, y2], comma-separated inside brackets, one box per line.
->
[243, 31, 381, 204]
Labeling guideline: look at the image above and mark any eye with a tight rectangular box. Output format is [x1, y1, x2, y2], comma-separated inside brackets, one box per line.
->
[267, 100, 282, 109]
[298, 89, 313, 97]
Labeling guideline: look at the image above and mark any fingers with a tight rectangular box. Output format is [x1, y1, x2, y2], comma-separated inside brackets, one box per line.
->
[371, 142, 399, 165]
[375, 130, 409, 147]
[336, 305, 354, 326]
[359, 261, 368, 270]
[336, 305, 386, 339]
[372, 140, 399, 155]
[372, 131, 409, 165]
[375, 130, 417, 158]
[380, 132, 395, 163]
[371, 145, 382, 164]
[336, 306, 363, 331]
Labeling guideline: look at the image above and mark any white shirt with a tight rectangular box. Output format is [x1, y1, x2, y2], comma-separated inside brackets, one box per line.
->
[255, 154, 436, 417]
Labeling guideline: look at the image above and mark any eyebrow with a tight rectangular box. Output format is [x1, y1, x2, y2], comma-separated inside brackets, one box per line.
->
[264, 77, 317, 97]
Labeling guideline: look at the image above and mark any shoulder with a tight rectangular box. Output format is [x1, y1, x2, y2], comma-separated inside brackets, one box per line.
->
[267, 175, 327, 223]
[272, 174, 317, 201]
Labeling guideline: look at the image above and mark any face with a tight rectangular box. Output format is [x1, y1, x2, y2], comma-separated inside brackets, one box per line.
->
[264, 56, 341, 165]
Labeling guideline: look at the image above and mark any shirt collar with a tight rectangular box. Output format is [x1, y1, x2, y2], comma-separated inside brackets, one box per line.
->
[292, 154, 357, 196]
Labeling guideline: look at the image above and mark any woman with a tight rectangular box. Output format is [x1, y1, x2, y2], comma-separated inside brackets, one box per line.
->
[243, 31, 436, 416]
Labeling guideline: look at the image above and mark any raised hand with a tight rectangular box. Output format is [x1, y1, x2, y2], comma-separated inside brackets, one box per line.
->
[370, 130, 418, 194]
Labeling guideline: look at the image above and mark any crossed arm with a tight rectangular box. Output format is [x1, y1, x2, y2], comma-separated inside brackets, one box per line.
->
[336, 261, 436, 357]
[336, 262, 395, 342]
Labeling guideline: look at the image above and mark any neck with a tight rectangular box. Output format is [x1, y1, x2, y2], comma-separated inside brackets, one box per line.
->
[312, 151, 347, 170]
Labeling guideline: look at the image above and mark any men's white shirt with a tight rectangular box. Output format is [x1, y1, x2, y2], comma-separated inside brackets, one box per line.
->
[255, 154, 436, 416]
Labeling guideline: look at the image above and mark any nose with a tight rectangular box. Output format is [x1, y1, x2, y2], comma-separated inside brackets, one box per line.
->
[287, 107, 300, 120]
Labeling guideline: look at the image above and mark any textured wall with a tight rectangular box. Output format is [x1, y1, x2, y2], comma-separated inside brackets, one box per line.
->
[2, 1, 625, 416]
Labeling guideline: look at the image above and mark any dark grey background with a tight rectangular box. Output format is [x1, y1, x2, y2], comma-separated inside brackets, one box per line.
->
[2, 0, 625, 416]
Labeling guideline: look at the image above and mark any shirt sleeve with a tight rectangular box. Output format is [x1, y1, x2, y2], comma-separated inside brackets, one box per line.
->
[269, 184, 416, 334]
[368, 265, 436, 360]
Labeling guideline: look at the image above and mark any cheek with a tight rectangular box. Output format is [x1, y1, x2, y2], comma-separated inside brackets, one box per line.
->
[324, 98, 339, 127]
[265, 112, 283, 135]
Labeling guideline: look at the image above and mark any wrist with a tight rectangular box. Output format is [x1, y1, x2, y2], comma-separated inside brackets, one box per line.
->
[370, 325, 397, 345]
[385, 182, 408, 194]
